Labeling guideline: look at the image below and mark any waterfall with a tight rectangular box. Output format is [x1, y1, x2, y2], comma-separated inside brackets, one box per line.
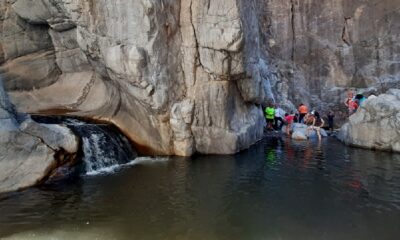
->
[33, 117, 137, 175]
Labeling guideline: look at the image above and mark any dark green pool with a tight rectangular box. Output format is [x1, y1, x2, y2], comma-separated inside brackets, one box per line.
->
[1, 137, 399, 240]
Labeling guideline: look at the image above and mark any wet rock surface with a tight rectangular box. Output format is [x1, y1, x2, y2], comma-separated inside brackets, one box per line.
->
[339, 89, 400, 153]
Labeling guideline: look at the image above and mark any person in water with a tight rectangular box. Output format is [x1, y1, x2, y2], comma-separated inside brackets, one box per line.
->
[327, 111, 335, 133]
[298, 103, 308, 123]
[307, 111, 325, 140]
[265, 104, 275, 131]
[284, 112, 295, 135]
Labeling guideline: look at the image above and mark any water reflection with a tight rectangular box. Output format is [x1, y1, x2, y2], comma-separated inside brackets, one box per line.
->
[1, 138, 400, 239]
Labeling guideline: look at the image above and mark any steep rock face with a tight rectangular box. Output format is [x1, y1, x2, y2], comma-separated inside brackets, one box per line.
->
[338, 89, 400, 153]
[261, 0, 400, 119]
[1, 0, 268, 156]
[0, 79, 79, 194]
[1, 0, 399, 155]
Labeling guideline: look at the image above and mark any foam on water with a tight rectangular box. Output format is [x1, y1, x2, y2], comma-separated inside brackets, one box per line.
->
[31, 116, 139, 175]
[85, 157, 171, 176]
[64, 121, 137, 175]
[86, 157, 171, 176]
[131, 156, 171, 165]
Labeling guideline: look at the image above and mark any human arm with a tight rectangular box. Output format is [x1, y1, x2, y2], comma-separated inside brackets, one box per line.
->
[320, 118, 325, 128]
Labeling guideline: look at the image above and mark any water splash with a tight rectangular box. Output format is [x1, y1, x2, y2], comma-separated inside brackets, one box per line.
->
[67, 123, 137, 175]
[32, 116, 137, 175]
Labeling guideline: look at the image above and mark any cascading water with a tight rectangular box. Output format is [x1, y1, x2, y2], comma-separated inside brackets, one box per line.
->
[32, 116, 137, 175]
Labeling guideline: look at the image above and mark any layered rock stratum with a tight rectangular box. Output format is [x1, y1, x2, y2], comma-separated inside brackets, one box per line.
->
[1, 0, 399, 156]
[339, 89, 400, 153]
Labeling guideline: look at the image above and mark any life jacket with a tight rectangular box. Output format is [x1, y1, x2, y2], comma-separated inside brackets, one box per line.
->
[299, 105, 308, 114]
[265, 107, 275, 119]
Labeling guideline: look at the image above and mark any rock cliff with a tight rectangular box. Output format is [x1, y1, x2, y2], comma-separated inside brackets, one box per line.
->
[1, 0, 399, 156]
[264, 0, 400, 119]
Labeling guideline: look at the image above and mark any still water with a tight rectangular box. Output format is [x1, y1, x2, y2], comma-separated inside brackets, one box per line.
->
[1, 137, 400, 240]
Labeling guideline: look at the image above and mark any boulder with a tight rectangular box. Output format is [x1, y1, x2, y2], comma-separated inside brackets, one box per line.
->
[0, 80, 79, 194]
[289, 123, 328, 140]
[338, 89, 400, 153]
[292, 130, 307, 141]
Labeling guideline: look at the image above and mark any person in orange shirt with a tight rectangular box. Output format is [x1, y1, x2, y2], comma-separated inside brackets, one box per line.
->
[298, 103, 308, 123]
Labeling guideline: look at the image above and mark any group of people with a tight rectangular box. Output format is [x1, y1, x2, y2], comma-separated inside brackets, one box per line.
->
[264, 103, 335, 140]
[263, 90, 367, 140]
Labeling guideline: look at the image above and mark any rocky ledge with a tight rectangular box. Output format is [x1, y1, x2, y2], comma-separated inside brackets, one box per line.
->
[0, 81, 79, 194]
[338, 89, 400, 153]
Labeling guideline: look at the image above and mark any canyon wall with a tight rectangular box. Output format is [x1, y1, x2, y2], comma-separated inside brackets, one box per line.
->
[1, 0, 399, 155]
[263, 0, 400, 119]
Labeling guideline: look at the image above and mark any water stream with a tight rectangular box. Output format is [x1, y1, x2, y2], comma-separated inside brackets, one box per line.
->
[1, 135, 399, 239]
[32, 116, 137, 175]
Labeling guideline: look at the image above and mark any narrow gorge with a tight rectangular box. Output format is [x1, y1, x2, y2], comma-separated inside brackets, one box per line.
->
[1, 1, 400, 239]
[1, 0, 399, 157]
